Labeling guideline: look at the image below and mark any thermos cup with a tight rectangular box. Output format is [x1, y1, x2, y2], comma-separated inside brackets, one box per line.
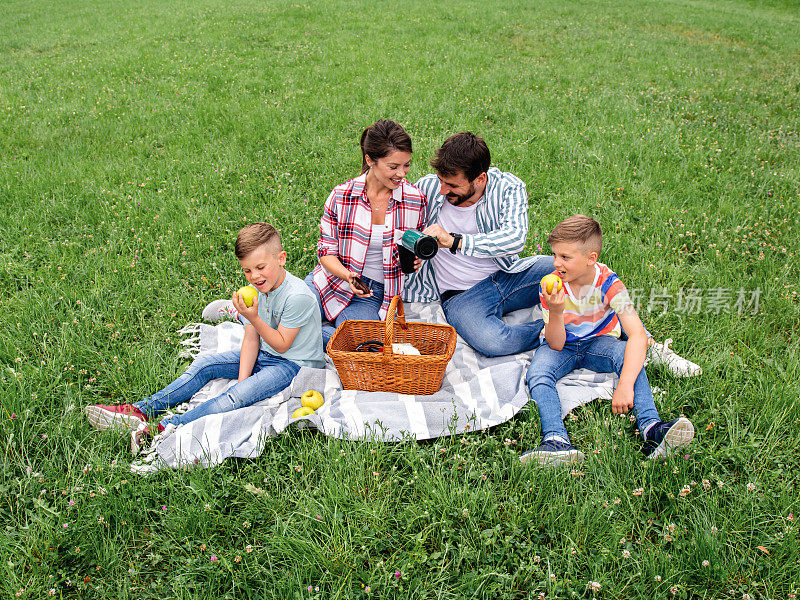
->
[397, 230, 439, 273]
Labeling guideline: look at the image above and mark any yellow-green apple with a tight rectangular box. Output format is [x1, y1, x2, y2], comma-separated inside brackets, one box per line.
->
[301, 390, 324, 410]
[540, 274, 563, 294]
[237, 286, 258, 307]
[292, 406, 315, 418]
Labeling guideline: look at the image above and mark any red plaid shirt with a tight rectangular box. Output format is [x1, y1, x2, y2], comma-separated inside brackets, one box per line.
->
[311, 174, 427, 320]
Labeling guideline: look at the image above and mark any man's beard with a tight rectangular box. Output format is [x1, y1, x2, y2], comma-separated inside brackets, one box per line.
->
[446, 183, 476, 206]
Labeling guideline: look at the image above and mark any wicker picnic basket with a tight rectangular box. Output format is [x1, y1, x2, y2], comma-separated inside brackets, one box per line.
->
[327, 295, 457, 395]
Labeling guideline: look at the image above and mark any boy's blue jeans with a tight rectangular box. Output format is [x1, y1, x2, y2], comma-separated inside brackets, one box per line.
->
[303, 273, 385, 349]
[134, 350, 300, 429]
[526, 335, 661, 445]
[441, 257, 555, 357]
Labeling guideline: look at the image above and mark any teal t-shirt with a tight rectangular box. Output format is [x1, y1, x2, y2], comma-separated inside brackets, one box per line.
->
[240, 271, 325, 369]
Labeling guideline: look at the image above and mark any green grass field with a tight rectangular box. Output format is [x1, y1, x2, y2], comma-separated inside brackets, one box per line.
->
[2, 0, 799, 597]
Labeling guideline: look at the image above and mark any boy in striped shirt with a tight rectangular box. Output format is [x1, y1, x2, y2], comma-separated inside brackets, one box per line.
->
[521, 215, 694, 466]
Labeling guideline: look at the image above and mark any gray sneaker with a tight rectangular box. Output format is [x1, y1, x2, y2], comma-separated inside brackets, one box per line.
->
[201, 299, 238, 322]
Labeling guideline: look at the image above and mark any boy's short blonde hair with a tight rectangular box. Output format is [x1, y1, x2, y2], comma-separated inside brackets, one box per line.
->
[235, 222, 282, 259]
[548, 215, 602, 255]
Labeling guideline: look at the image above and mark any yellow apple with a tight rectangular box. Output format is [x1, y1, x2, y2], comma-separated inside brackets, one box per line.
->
[292, 406, 315, 419]
[301, 390, 324, 410]
[540, 273, 563, 294]
[237, 285, 258, 307]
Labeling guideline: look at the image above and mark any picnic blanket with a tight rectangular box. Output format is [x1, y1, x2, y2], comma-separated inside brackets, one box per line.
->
[131, 302, 620, 474]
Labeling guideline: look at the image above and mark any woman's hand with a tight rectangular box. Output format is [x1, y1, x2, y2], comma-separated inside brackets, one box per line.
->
[347, 272, 373, 298]
[232, 290, 260, 323]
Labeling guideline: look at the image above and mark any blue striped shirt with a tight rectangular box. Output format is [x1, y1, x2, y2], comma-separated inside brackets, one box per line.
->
[402, 167, 545, 302]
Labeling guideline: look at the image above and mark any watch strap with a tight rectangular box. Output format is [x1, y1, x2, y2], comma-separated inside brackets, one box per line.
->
[449, 233, 462, 254]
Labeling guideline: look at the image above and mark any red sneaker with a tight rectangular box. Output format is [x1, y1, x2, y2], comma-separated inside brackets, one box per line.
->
[84, 404, 147, 432]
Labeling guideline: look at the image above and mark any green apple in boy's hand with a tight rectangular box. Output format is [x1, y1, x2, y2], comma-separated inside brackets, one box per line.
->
[540, 274, 563, 294]
[237, 286, 258, 307]
[301, 390, 324, 410]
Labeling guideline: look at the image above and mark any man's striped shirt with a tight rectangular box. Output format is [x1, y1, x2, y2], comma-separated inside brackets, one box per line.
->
[402, 167, 545, 302]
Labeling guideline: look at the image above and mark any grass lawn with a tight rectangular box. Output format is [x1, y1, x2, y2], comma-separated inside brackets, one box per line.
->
[1, 0, 799, 597]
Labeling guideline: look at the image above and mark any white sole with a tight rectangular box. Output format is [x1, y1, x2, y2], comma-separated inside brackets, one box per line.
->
[201, 299, 237, 322]
[84, 406, 144, 432]
[647, 341, 702, 377]
[521, 449, 585, 466]
[648, 417, 695, 460]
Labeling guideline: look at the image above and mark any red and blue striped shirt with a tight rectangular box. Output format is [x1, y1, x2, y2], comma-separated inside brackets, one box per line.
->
[541, 263, 634, 341]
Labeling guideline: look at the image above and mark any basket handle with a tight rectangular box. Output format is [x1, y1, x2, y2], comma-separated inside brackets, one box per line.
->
[383, 295, 408, 356]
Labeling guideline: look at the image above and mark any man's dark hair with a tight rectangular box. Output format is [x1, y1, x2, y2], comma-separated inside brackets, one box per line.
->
[430, 132, 491, 182]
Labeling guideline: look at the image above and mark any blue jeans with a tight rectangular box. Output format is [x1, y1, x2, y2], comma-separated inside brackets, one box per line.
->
[441, 257, 555, 357]
[134, 350, 300, 429]
[304, 272, 385, 349]
[525, 335, 661, 444]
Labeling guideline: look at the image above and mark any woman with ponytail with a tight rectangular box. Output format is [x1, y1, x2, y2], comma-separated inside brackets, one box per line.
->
[306, 120, 427, 348]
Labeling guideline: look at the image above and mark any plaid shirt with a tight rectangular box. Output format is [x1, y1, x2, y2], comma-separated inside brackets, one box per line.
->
[312, 174, 427, 320]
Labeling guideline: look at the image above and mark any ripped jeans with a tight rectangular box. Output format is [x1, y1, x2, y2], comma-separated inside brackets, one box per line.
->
[134, 350, 300, 429]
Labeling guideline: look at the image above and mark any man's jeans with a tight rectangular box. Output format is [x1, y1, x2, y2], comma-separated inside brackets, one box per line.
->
[134, 350, 300, 429]
[304, 273, 385, 349]
[442, 257, 555, 357]
[526, 335, 661, 444]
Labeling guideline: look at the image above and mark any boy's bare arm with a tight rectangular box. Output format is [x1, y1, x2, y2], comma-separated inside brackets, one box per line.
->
[613, 309, 648, 414]
[542, 288, 567, 351]
[250, 321, 300, 354]
[232, 291, 301, 354]
[231, 292, 300, 354]
[238, 324, 260, 381]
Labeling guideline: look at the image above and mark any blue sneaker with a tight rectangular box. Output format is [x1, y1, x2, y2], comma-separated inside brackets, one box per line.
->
[642, 417, 695, 459]
[520, 439, 585, 466]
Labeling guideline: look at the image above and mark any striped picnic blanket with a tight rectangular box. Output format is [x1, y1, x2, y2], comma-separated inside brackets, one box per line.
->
[130, 303, 617, 474]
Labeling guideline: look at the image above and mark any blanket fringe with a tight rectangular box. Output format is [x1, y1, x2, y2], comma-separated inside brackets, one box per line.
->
[177, 323, 201, 336]
[177, 323, 202, 359]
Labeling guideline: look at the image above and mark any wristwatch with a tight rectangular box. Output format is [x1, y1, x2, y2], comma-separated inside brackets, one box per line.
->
[449, 233, 462, 254]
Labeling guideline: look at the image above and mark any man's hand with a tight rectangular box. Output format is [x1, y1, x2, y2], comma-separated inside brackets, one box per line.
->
[611, 383, 635, 414]
[542, 287, 566, 314]
[422, 224, 455, 249]
[232, 290, 260, 323]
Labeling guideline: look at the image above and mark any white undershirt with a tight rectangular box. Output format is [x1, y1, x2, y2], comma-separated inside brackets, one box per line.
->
[431, 199, 497, 292]
[361, 224, 385, 282]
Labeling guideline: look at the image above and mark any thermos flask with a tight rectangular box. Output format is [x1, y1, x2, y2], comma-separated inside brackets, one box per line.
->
[397, 230, 439, 273]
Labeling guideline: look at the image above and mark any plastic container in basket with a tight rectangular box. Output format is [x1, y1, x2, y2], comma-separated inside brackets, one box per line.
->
[327, 295, 457, 395]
